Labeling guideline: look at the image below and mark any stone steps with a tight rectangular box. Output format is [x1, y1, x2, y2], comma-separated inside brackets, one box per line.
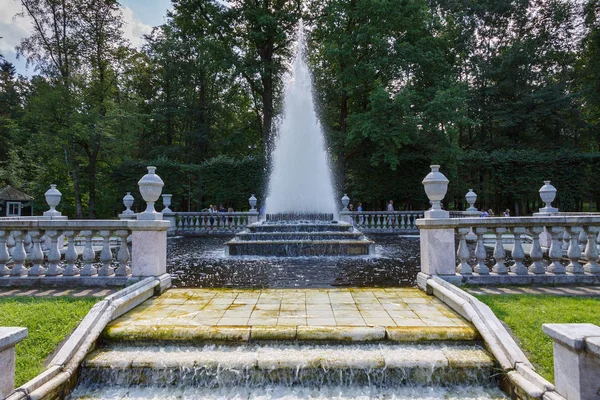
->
[226, 239, 375, 256]
[246, 223, 353, 233]
[70, 385, 508, 399]
[79, 342, 498, 388]
[234, 231, 365, 241]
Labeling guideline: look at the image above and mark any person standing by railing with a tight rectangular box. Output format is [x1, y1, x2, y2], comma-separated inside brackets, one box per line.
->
[357, 202, 363, 225]
[387, 200, 395, 228]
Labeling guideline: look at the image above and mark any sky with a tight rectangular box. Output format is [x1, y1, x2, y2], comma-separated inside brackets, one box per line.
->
[0, 0, 171, 75]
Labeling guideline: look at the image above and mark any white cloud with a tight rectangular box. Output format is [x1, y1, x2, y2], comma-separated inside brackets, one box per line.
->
[0, 1, 151, 55]
[0, 0, 32, 55]
[120, 6, 152, 48]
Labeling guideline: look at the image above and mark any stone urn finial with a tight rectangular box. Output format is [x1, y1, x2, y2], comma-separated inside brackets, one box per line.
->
[341, 194, 350, 211]
[539, 180, 558, 214]
[422, 165, 449, 218]
[465, 189, 477, 211]
[249, 194, 257, 211]
[122, 192, 134, 215]
[162, 194, 173, 212]
[43, 184, 62, 217]
[137, 166, 164, 220]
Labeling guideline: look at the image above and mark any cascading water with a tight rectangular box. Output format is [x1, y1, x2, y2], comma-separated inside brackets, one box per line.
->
[265, 25, 337, 216]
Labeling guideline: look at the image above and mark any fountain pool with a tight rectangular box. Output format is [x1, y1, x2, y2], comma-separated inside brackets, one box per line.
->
[168, 235, 420, 287]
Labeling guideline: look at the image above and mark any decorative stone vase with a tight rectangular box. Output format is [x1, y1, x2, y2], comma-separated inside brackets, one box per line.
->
[465, 189, 477, 211]
[539, 180, 558, 213]
[341, 194, 350, 211]
[249, 194, 257, 211]
[43, 184, 62, 217]
[137, 166, 164, 220]
[422, 165, 449, 218]
[162, 194, 173, 212]
[123, 192, 134, 215]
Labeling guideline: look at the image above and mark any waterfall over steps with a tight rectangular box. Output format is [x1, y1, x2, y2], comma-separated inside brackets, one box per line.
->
[71, 342, 507, 399]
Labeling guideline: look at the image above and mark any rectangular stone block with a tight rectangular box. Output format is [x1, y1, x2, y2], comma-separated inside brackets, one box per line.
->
[419, 228, 456, 275]
[131, 230, 167, 277]
[0, 327, 27, 399]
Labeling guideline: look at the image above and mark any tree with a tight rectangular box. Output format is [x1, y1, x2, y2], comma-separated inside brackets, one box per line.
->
[171, 0, 302, 154]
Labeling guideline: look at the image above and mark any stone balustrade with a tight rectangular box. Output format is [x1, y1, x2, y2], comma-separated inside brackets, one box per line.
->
[417, 216, 600, 283]
[168, 212, 258, 235]
[340, 211, 424, 233]
[0, 219, 170, 286]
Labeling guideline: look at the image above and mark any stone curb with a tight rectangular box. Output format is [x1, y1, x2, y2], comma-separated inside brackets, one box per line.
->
[5, 273, 171, 400]
[418, 272, 563, 400]
[102, 323, 477, 343]
[439, 273, 600, 286]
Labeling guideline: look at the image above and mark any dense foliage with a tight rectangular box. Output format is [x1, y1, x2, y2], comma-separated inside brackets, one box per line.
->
[1, 0, 599, 217]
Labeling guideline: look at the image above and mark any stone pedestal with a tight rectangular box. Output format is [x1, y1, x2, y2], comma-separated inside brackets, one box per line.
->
[419, 227, 456, 276]
[248, 210, 259, 224]
[163, 212, 177, 234]
[0, 327, 28, 399]
[129, 220, 170, 277]
[543, 323, 600, 400]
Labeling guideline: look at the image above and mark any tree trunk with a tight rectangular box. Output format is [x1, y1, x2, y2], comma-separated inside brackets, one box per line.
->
[87, 147, 99, 219]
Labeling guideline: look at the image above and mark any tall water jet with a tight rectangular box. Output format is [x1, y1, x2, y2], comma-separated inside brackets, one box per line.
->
[226, 24, 374, 257]
[266, 25, 337, 216]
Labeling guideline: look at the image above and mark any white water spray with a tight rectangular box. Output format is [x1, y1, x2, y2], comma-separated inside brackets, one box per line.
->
[265, 25, 338, 216]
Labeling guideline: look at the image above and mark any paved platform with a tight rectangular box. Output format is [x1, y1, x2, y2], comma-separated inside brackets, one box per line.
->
[466, 285, 600, 297]
[105, 288, 478, 342]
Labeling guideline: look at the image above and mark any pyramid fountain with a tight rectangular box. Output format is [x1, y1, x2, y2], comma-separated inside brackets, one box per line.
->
[226, 28, 373, 257]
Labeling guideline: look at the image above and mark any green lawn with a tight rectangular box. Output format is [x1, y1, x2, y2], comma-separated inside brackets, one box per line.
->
[474, 294, 600, 382]
[0, 296, 100, 387]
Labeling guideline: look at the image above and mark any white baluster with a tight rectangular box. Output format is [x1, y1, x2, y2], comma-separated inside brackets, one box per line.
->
[10, 231, 28, 276]
[584, 226, 600, 274]
[548, 226, 565, 274]
[566, 226, 583, 274]
[578, 229, 587, 253]
[510, 227, 527, 275]
[7, 233, 15, 256]
[561, 230, 570, 252]
[492, 227, 508, 274]
[98, 230, 114, 276]
[456, 227, 472, 274]
[115, 230, 131, 276]
[177, 216, 183, 232]
[528, 226, 546, 274]
[474, 227, 489, 274]
[45, 230, 63, 276]
[28, 230, 46, 276]
[62, 230, 80, 276]
[0, 231, 10, 276]
[23, 233, 32, 254]
[80, 230, 97, 276]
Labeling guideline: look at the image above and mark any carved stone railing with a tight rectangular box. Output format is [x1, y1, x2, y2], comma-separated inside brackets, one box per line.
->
[170, 212, 258, 235]
[417, 216, 600, 282]
[0, 219, 170, 286]
[341, 211, 424, 233]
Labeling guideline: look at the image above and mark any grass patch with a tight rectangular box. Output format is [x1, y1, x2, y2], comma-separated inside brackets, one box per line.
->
[474, 294, 600, 382]
[0, 296, 100, 387]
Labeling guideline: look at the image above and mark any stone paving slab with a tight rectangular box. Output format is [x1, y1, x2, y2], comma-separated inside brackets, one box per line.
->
[0, 287, 117, 298]
[466, 286, 600, 297]
[105, 288, 478, 342]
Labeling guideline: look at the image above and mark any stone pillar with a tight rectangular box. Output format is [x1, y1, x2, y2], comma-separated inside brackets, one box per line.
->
[163, 212, 177, 234]
[417, 165, 456, 276]
[542, 323, 600, 400]
[248, 210, 259, 224]
[0, 327, 28, 399]
[129, 220, 171, 277]
[417, 219, 459, 276]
